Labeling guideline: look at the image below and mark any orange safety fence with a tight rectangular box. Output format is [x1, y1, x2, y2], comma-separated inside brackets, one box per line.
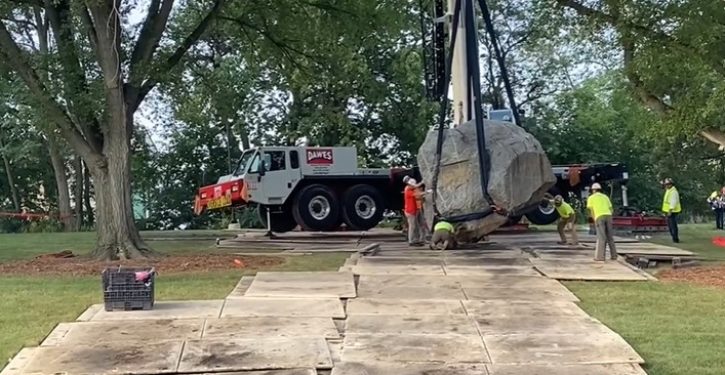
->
[0, 212, 75, 220]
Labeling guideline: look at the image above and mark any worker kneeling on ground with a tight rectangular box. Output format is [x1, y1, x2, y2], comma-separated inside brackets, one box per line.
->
[430, 220, 457, 250]
[554, 195, 578, 245]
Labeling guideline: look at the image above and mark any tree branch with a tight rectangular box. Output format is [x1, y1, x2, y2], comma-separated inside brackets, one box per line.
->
[128, 0, 175, 86]
[557, 0, 725, 77]
[0, 19, 100, 165]
[79, 5, 99, 52]
[44, 0, 103, 152]
[128, 0, 225, 113]
[621, 36, 672, 114]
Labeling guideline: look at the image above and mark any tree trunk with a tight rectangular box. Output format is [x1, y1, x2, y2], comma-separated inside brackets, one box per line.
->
[74, 156, 83, 231]
[88, 132, 151, 260]
[47, 136, 74, 231]
[83, 162, 94, 226]
[0, 135, 21, 212]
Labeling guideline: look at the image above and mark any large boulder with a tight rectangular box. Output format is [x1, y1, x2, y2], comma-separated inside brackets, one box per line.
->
[417, 119, 556, 241]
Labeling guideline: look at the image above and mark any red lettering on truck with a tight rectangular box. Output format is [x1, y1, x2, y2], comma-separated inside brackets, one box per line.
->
[306, 149, 334, 165]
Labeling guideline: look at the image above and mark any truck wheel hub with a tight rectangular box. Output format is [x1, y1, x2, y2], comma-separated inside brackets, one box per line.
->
[539, 194, 556, 215]
[308, 196, 331, 220]
[355, 195, 376, 219]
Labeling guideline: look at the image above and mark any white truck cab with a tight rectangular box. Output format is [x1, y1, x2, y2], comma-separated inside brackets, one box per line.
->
[196, 146, 417, 233]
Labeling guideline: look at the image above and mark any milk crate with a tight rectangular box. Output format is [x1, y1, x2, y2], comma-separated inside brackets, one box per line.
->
[102, 267, 155, 311]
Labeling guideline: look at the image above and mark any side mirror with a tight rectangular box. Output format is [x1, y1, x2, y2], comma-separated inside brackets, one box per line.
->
[258, 163, 266, 176]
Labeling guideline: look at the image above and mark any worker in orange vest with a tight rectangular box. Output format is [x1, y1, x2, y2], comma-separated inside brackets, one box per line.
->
[402, 176, 425, 246]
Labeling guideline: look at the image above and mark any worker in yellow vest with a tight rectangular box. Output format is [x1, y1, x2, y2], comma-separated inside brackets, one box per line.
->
[706, 187, 725, 230]
[586, 183, 618, 261]
[430, 220, 457, 250]
[662, 178, 681, 243]
[553, 195, 578, 245]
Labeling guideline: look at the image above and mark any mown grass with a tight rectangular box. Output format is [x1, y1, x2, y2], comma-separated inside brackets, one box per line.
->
[0, 236, 348, 366]
[0, 230, 238, 261]
[567, 281, 725, 375]
[645, 223, 725, 261]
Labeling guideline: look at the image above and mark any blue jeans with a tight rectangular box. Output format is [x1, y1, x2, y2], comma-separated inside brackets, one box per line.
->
[716, 209, 724, 229]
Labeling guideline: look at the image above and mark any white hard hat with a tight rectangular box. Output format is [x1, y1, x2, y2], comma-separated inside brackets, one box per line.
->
[591, 183, 602, 190]
[403, 176, 411, 183]
[407, 178, 418, 186]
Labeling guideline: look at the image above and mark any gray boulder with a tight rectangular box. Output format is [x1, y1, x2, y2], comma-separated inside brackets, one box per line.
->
[417, 119, 556, 241]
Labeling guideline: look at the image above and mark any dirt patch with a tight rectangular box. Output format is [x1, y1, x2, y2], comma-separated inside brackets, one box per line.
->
[0, 253, 284, 277]
[659, 265, 725, 288]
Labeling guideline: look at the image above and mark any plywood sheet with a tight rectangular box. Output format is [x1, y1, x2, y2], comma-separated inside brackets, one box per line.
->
[463, 300, 589, 318]
[445, 266, 541, 277]
[16, 341, 183, 374]
[346, 314, 479, 336]
[463, 287, 579, 302]
[342, 334, 489, 364]
[331, 362, 489, 375]
[474, 314, 608, 335]
[346, 298, 466, 315]
[90, 300, 224, 321]
[178, 338, 332, 372]
[351, 265, 445, 275]
[357, 285, 466, 300]
[195, 370, 317, 375]
[530, 259, 649, 281]
[445, 258, 531, 267]
[41, 319, 204, 345]
[487, 364, 647, 375]
[484, 333, 643, 365]
[245, 272, 356, 298]
[356, 257, 444, 266]
[227, 276, 255, 298]
[203, 317, 339, 339]
[221, 297, 345, 318]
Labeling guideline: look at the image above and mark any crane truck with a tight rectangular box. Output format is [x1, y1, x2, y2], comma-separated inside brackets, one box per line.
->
[193, 146, 420, 232]
[193, 144, 630, 231]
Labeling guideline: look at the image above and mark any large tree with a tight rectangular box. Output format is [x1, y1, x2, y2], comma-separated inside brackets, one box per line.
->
[545, 0, 725, 148]
[0, 0, 224, 259]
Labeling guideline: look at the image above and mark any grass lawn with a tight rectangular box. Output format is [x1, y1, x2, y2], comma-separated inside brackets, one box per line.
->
[0, 230, 348, 366]
[0, 230, 241, 261]
[3, 229, 725, 374]
[645, 223, 725, 261]
[568, 281, 725, 375]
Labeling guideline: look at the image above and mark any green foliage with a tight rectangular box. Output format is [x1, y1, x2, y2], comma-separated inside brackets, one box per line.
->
[530, 73, 721, 216]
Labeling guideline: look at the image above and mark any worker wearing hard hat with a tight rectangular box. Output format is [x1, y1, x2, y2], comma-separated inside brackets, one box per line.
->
[706, 187, 725, 230]
[553, 195, 578, 245]
[402, 176, 425, 246]
[586, 183, 618, 261]
[430, 220, 457, 250]
[662, 178, 681, 243]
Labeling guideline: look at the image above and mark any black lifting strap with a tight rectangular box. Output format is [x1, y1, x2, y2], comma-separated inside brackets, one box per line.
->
[429, 0, 502, 228]
[429, 0, 461, 219]
[478, 0, 520, 127]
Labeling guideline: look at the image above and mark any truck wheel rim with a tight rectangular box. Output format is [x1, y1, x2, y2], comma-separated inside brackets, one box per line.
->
[308, 196, 331, 220]
[355, 195, 376, 220]
[539, 193, 556, 215]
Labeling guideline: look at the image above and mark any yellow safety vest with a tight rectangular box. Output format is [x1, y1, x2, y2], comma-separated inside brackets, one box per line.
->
[434, 221, 454, 233]
[662, 187, 682, 213]
[555, 202, 575, 219]
[586, 192, 613, 220]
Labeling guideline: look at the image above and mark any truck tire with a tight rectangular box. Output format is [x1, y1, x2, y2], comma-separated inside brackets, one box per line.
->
[257, 205, 298, 233]
[342, 184, 385, 230]
[292, 184, 341, 231]
[524, 189, 560, 225]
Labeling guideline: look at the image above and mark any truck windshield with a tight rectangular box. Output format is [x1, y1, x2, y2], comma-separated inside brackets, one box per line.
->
[232, 149, 256, 176]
